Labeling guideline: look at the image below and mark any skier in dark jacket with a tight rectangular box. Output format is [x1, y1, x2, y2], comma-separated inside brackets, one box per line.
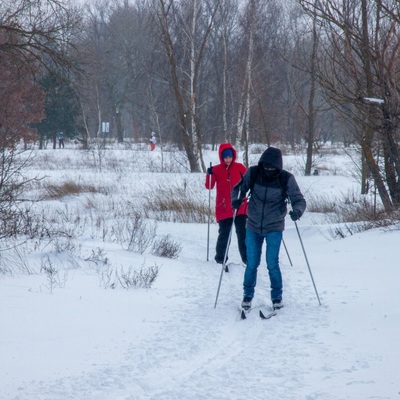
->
[231, 147, 306, 310]
[205, 143, 247, 267]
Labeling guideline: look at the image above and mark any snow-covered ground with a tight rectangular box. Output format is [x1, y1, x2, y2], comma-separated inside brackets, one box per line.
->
[1, 146, 399, 400]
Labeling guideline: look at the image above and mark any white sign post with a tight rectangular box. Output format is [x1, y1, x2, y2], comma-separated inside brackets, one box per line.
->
[102, 122, 109, 147]
[101, 122, 109, 133]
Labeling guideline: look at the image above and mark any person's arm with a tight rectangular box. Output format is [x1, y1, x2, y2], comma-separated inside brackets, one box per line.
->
[231, 170, 250, 208]
[205, 166, 216, 189]
[287, 175, 306, 219]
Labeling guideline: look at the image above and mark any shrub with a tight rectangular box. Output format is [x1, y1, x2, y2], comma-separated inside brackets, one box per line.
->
[85, 247, 109, 266]
[320, 190, 394, 238]
[306, 193, 338, 213]
[152, 234, 182, 259]
[116, 263, 160, 289]
[125, 212, 157, 254]
[40, 256, 68, 293]
[0, 248, 35, 275]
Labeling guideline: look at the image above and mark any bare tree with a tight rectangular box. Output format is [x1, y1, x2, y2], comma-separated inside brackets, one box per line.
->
[0, 0, 80, 238]
[286, 4, 323, 175]
[298, 0, 400, 211]
[152, 0, 220, 172]
[235, 0, 296, 151]
[0, 0, 82, 73]
[235, 0, 261, 165]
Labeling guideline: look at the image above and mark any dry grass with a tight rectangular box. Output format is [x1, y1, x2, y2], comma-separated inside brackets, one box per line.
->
[143, 183, 211, 223]
[43, 181, 108, 199]
[307, 189, 399, 238]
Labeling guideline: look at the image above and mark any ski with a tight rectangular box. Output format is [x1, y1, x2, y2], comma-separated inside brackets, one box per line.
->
[259, 309, 277, 320]
[240, 307, 277, 320]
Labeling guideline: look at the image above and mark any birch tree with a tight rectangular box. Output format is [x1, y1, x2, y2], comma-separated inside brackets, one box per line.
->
[235, 0, 260, 166]
[153, 0, 220, 172]
[206, 0, 240, 147]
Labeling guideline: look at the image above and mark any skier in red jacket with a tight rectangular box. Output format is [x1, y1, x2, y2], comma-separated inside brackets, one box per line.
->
[205, 143, 247, 268]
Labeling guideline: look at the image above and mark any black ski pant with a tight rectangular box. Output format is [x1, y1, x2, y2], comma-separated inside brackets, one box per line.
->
[215, 214, 247, 264]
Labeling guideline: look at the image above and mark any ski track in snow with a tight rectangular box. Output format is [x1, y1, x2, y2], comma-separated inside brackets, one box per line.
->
[7, 251, 393, 400]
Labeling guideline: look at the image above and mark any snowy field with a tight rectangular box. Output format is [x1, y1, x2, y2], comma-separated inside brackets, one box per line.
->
[1, 145, 399, 400]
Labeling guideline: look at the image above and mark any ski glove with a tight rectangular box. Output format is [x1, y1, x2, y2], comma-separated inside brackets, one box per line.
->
[289, 210, 301, 221]
[207, 166, 213, 175]
[232, 198, 242, 209]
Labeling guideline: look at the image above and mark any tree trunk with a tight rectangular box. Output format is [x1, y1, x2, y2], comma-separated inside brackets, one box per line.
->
[115, 106, 123, 143]
[381, 104, 400, 205]
[362, 140, 392, 211]
[236, 29, 254, 152]
[305, 12, 318, 176]
[222, 27, 228, 140]
[189, 0, 206, 172]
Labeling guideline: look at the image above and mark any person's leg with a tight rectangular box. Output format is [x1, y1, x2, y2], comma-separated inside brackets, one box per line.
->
[215, 218, 233, 263]
[243, 229, 263, 299]
[234, 214, 247, 264]
[265, 231, 283, 301]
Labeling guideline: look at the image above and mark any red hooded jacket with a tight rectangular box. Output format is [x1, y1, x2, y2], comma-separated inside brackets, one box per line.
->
[205, 143, 247, 222]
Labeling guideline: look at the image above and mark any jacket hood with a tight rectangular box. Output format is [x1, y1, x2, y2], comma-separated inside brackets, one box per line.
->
[218, 143, 237, 164]
[258, 147, 283, 170]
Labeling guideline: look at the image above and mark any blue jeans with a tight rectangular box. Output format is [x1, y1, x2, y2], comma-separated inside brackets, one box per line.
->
[243, 229, 283, 301]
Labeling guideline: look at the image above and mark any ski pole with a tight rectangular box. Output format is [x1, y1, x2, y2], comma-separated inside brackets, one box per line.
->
[207, 162, 212, 261]
[214, 185, 244, 309]
[282, 237, 293, 266]
[294, 220, 321, 306]
[214, 208, 237, 309]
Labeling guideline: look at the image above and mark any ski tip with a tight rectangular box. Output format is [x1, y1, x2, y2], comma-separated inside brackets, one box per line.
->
[259, 310, 277, 320]
[240, 310, 247, 320]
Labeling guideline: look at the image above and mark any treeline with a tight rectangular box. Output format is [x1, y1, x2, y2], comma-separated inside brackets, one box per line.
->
[2, 0, 400, 209]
